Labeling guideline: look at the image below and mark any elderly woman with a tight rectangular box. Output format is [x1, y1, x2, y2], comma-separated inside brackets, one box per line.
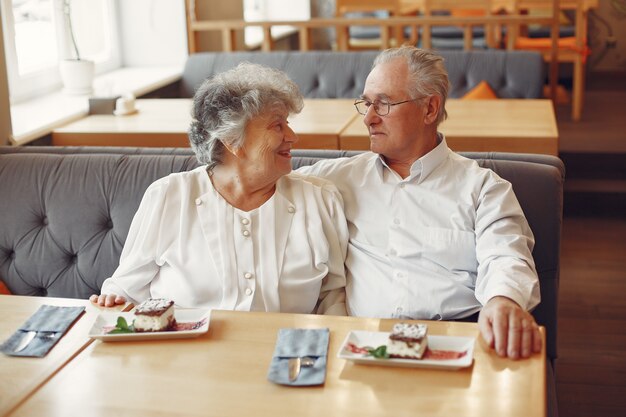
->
[90, 63, 348, 315]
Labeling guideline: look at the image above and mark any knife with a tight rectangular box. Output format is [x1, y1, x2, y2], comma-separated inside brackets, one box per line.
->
[14, 331, 36, 353]
[288, 357, 301, 382]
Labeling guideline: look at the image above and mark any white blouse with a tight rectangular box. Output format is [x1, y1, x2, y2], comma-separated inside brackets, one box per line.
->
[100, 166, 349, 315]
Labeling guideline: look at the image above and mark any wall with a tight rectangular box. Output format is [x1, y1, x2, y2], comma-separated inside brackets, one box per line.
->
[193, 1, 245, 52]
[588, 0, 626, 72]
[0, 17, 11, 145]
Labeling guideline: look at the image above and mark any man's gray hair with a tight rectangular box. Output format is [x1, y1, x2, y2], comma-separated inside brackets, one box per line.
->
[188, 62, 303, 170]
[374, 46, 449, 125]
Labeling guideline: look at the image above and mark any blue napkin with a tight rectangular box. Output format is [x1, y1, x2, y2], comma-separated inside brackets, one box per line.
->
[0, 305, 85, 357]
[267, 328, 330, 386]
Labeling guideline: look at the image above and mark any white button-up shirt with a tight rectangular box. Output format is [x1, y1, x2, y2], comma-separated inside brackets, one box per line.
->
[298, 138, 540, 320]
[101, 166, 348, 315]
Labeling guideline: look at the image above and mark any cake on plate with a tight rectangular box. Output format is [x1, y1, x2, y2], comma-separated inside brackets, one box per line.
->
[133, 298, 176, 332]
[387, 322, 428, 359]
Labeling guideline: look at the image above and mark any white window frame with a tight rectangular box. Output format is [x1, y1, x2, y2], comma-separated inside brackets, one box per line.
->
[0, 0, 121, 104]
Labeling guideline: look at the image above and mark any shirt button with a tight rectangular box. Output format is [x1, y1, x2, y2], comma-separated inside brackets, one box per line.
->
[396, 272, 403, 278]
[242, 230, 250, 237]
[244, 272, 253, 279]
[393, 218, 400, 225]
[389, 249, 397, 256]
[399, 183, 406, 189]
[241, 218, 249, 225]
[195, 198, 202, 205]
[288, 206, 295, 213]
[245, 288, 253, 296]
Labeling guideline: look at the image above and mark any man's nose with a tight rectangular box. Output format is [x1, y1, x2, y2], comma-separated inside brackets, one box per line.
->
[363, 104, 380, 126]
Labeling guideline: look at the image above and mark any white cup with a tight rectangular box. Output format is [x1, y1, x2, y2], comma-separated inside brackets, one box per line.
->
[114, 94, 137, 116]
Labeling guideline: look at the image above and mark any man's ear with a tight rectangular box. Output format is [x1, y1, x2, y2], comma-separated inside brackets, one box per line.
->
[423, 95, 442, 125]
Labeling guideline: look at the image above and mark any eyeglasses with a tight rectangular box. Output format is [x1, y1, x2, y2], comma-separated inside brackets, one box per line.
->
[354, 97, 423, 116]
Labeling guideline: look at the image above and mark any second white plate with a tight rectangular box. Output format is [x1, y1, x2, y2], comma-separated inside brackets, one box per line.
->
[88, 309, 210, 342]
[337, 330, 475, 370]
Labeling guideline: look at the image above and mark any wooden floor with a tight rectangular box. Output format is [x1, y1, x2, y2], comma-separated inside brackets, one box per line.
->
[556, 214, 626, 417]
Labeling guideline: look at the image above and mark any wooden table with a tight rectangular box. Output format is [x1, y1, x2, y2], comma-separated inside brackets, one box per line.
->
[0, 295, 126, 416]
[340, 99, 559, 155]
[7, 308, 546, 417]
[52, 98, 558, 155]
[51, 99, 358, 150]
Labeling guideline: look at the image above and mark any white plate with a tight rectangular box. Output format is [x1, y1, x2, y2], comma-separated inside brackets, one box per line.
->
[88, 309, 210, 342]
[337, 330, 474, 370]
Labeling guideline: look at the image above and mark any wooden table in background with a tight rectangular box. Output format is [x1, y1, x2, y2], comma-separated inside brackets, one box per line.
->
[8, 309, 546, 417]
[51, 99, 358, 150]
[340, 99, 559, 155]
[0, 295, 126, 417]
[52, 98, 558, 155]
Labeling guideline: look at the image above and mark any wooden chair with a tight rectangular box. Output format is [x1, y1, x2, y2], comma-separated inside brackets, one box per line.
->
[334, 0, 420, 50]
[506, 0, 596, 121]
[419, 0, 498, 50]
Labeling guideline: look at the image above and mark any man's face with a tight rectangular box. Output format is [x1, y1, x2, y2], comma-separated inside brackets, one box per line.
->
[361, 58, 428, 161]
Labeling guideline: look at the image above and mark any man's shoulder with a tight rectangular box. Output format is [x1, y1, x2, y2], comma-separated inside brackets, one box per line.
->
[446, 151, 509, 186]
[296, 152, 377, 177]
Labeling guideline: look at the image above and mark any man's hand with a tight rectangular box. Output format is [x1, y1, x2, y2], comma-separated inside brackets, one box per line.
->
[478, 296, 542, 359]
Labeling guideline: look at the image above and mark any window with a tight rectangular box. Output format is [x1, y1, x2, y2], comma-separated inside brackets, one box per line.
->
[243, 0, 310, 48]
[0, 0, 120, 103]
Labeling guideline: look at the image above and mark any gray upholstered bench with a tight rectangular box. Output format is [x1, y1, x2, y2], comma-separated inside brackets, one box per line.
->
[179, 50, 544, 100]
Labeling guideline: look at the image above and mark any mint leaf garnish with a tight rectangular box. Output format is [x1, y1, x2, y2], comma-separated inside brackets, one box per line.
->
[367, 345, 389, 359]
[108, 316, 135, 334]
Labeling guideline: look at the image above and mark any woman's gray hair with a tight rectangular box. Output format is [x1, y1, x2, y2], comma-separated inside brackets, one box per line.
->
[373, 46, 449, 125]
[188, 62, 304, 170]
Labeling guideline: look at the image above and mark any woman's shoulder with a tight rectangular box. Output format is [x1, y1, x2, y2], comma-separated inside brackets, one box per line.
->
[144, 166, 209, 196]
[148, 166, 208, 186]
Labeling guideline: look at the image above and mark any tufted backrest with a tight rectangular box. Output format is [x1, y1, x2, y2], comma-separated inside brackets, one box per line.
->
[0, 146, 563, 360]
[179, 50, 544, 99]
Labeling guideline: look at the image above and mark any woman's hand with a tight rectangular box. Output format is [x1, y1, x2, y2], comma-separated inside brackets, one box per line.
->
[89, 293, 127, 307]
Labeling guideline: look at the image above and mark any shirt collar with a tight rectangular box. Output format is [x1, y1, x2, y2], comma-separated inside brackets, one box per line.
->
[374, 133, 450, 183]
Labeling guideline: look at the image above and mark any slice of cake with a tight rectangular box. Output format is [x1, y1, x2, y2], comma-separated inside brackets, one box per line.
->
[387, 322, 428, 359]
[133, 298, 176, 332]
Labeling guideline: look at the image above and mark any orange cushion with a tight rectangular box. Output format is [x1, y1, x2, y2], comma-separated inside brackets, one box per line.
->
[0, 280, 11, 295]
[462, 80, 498, 100]
[514, 36, 590, 62]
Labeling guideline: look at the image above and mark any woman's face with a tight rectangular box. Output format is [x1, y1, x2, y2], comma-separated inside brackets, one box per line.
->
[238, 109, 298, 181]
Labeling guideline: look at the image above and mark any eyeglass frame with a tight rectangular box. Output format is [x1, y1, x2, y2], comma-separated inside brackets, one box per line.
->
[353, 97, 425, 116]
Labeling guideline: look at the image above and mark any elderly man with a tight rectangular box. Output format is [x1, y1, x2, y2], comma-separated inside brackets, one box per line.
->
[298, 46, 541, 359]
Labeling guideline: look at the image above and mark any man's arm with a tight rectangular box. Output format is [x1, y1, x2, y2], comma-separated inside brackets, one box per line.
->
[473, 174, 542, 359]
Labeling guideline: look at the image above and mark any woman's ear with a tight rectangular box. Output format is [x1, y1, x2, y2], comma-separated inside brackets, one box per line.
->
[222, 140, 244, 158]
[423, 95, 442, 126]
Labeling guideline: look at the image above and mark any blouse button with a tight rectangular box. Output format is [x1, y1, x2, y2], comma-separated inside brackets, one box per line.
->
[241, 218, 249, 225]
[393, 218, 400, 225]
[242, 230, 250, 237]
[389, 249, 397, 256]
[244, 272, 253, 279]
[195, 198, 202, 206]
[399, 183, 406, 189]
[245, 288, 253, 296]
[287, 206, 295, 214]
